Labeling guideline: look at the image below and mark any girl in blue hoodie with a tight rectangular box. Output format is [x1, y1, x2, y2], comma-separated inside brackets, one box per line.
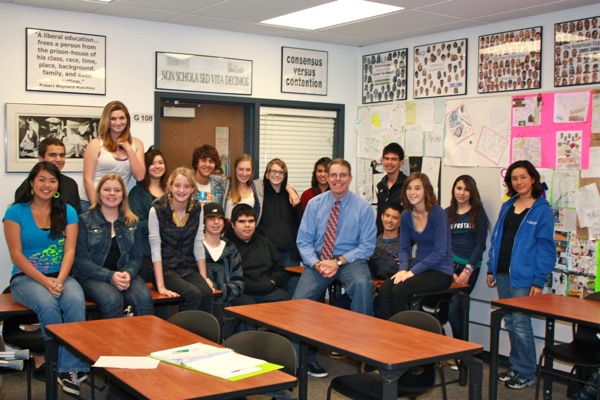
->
[487, 160, 555, 390]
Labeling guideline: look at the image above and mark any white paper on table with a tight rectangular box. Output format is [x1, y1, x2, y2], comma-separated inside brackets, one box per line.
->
[93, 356, 160, 369]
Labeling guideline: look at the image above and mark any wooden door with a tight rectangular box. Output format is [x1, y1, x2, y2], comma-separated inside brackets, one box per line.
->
[159, 102, 245, 176]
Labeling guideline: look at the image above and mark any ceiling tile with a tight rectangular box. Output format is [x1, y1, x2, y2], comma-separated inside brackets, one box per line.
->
[95, 4, 181, 21]
[191, 0, 329, 23]
[116, 0, 220, 14]
[167, 14, 249, 30]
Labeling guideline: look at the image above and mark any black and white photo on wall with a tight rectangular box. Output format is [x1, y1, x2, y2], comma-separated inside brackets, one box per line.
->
[413, 39, 467, 99]
[554, 16, 600, 87]
[5, 103, 102, 172]
[477, 26, 542, 93]
[362, 49, 407, 104]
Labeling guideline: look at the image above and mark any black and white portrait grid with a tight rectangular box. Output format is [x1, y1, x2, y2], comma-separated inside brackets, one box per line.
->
[413, 39, 467, 99]
[362, 49, 407, 104]
[554, 16, 600, 87]
[477, 26, 542, 93]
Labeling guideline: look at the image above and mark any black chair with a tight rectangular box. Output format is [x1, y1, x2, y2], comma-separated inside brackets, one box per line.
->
[168, 310, 222, 343]
[535, 291, 600, 400]
[1, 286, 44, 400]
[326, 310, 448, 400]
[223, 330, 297, 399]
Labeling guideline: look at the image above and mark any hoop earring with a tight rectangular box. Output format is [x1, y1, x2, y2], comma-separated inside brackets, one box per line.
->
[54, 192, 60, 199]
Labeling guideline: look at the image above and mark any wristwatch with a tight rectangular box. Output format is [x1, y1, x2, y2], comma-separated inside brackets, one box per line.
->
[336, 257, 343, 266]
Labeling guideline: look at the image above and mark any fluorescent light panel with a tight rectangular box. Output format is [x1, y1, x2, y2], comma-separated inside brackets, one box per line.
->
[261, 0, 403, 30]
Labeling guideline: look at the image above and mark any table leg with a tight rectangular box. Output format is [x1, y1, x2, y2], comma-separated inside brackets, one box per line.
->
[489, 309, 508, 400]
[462, 355, 483, 400]
[542, 318, 555, 400]
[379, 369, 404, 400]
[298, 342, 308, 400]
[45, 338, 58, 400]
[459, 291, 471, 386]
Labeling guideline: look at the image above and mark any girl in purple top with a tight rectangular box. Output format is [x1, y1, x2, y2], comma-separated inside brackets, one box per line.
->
[378, 172, 453, 319]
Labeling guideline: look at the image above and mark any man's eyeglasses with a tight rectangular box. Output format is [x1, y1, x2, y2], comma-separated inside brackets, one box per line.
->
[328, 173, 349, 179]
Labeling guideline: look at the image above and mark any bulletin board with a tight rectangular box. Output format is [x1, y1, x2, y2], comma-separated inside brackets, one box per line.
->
[355, 90, 600, 297]
[511, 91, 592, 169]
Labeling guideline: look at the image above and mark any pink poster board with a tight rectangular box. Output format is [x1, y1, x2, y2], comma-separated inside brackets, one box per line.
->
[511, 91, 591, 169]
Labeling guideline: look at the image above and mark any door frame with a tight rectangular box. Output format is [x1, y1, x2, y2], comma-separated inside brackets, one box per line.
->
[154, 91, 345, 174]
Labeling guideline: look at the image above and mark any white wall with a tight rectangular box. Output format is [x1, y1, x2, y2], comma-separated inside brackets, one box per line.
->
[0, 3, 359, 289]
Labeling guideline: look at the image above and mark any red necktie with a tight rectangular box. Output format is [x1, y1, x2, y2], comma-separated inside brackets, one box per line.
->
[320, 199, 340, 261]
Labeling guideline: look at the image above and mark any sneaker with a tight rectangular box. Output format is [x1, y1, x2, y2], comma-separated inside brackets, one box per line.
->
[76, 371, 88, 383]
[57, 372, 81, 397]
[498, 367, 518, 382]
[330, 351, 345, 359]
[307, 362, 328, 378]
[505, 374, 535, 389]
[448, 359, 460, 371]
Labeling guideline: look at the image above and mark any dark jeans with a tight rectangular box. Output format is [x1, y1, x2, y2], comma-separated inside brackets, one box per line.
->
[231, 288, 292, 306]
[231, 288, 291, 332]
[378, 269, 453, 319]
[448, 263, 479, 340]
[79, 275, 154, 319]
[163, 272, 213, 314]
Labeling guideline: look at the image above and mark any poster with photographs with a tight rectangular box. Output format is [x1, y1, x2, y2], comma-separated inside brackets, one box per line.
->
[413, 39, 467, 99]
[554, 16, 600, 87]
[362, 49, 407, 104]
[477, 27, 542, 93]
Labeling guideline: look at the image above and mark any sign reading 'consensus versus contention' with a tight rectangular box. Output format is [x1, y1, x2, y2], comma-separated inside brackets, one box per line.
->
[281, 47, 328, 96]
[156, 52, 253, 95]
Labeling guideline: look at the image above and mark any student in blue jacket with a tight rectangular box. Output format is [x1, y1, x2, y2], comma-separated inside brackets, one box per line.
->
[487, 160, 555, 390]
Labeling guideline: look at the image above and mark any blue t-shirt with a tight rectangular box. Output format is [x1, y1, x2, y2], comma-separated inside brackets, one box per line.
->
[3, 202, 78, 276]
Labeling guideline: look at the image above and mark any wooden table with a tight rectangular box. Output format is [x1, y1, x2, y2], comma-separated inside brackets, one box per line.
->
[45, 315, 296, 400]
[225, 299, 483, 400]
[489, 294, 600, 400]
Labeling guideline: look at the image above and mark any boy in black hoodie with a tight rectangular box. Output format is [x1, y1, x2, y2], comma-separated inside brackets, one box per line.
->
[224, 204, 291, 305]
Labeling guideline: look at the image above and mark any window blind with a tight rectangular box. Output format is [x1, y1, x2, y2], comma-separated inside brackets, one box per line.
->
[259, 107, 336, 193]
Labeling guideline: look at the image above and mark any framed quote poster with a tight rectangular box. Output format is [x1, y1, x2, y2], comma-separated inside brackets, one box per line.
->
[477, 26, 542, 93]
[554, 16, 600, 87]
[413, 39, 467, 98]
[362, 49, 407, 104]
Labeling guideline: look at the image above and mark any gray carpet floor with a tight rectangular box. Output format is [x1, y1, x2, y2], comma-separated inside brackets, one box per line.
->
[0, 351, 564, 399]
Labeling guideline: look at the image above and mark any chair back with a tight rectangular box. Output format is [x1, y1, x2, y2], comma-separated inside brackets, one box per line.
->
[168, 310, 222, 344]
[223, 331, 297, 376]
[389, 310, 443, 334]
[575, 292, 600, 344]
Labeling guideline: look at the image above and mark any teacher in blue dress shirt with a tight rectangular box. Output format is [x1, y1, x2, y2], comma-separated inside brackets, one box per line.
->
[294, 158, 376, 378]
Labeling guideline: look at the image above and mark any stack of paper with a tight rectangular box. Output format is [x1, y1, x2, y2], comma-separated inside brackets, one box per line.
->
[149, 343, 283, 380]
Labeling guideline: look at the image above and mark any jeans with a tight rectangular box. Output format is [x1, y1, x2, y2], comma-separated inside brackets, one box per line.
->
[448, 264, 480, 340]
[495, 274, 537, 380]
[293, 259, 373, 364]
[78, 275, 154, 319]
[11, 275, 89, 373]
[163, 272, 213, 314]
[378, 269, 453, 319]
[293, 259, 374, 315]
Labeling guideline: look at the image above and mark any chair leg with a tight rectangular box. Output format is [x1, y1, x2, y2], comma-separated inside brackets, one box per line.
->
[26, 357, 32, 400]
[437, 362, 448, 400]
[326, 383, 333, 400]
[596, 370, 600, 400]
[534, 352, 545, 400]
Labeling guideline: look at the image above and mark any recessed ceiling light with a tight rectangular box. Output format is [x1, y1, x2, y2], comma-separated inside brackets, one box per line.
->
[260, 0, 403, 30]
[83, 0, 118, 4]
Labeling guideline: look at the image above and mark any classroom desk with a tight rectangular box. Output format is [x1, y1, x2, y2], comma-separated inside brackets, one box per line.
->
[45, 315, 296, 400]
[225, 299, 483, 400]
[489, 294, 600, 400]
